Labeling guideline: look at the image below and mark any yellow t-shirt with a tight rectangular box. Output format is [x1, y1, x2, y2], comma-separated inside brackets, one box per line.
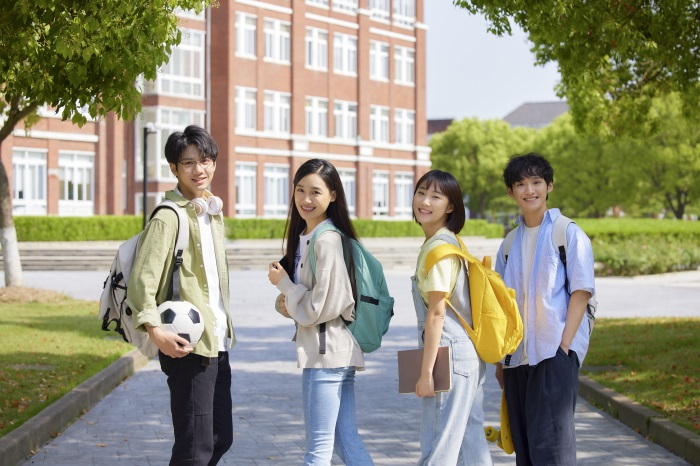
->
[415, 227, 462, 305]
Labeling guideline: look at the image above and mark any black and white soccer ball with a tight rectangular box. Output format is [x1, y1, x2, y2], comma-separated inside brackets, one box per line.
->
[157, 300, 204, 348]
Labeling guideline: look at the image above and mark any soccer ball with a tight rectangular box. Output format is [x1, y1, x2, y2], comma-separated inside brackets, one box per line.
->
[157, 300, 204, 348]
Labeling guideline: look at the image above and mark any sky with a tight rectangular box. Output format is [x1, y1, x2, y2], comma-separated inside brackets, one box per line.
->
[425, 2, 563, 121]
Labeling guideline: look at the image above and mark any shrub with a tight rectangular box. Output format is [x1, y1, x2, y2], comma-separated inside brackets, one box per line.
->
[15, 216, 142, 241]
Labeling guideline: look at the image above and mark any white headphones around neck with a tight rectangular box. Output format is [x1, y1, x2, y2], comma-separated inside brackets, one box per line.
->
[192, 196, 223, 217]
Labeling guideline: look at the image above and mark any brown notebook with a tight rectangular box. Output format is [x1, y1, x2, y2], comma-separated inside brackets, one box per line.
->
[397, 346, 451, 394]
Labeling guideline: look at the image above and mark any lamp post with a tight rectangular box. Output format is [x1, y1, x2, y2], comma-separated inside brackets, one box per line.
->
[142, 123, 157, 229]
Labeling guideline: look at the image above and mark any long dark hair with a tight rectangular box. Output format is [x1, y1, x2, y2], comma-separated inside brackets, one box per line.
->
[413, 170, 466, 234]
[283, 159, 358, 273]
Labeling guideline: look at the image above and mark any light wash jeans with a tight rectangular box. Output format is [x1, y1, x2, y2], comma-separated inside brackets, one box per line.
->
[412, 275, 492, 466]
[302, 367, 374, 466]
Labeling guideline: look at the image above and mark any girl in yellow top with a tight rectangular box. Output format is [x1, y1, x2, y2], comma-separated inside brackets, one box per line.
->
[412, 170, 492, 465]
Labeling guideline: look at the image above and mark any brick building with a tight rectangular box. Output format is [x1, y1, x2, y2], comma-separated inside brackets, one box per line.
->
[1, 0, 430, 220]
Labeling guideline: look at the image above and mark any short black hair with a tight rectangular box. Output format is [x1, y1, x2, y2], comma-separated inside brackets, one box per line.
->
[413, 170, 465, 234]
[164, 125, 219, 165]
[503, 153, 554, 189]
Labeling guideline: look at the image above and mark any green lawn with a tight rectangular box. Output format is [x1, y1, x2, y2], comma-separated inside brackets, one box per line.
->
[583, 317, 700, 435]
[0, 288, 131, 437]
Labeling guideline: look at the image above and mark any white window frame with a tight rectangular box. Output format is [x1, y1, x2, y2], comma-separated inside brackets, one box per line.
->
[307, 0, 330, 8]
[236, 12, 257, 59]
[236, 87, 258, 133]
[394, 108, 415, 145]
[12, 148, 47, 215]
[264, 90, 291, 135]
[58, 151, 95, 216]
[369, 0, 390, 22]
[333, 33, 358, 76]
[369, 40, 390, 81]
[370, 105, 390, 143]
[264, 18, 291, 64]
[394, 46, 415, 86]
[264, 164, 289, 217]
[394, 172, 414, 218]
[372, 171, 390, 217]
[306, 27, 329, 71]
[305, 96, 329, 137]
[154, 28, 205, 99]
[235, 162, 257, 217]
[333, 0, 358, 14]
[338, 168, 357, 217]
[393, 0, 416, 27]
[334, 100, 358, 140]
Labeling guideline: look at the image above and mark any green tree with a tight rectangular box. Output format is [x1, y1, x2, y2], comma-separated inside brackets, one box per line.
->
[430, 118, 535, 218]
[454, 1, 700, 134]
[636, 93, 700, 219]
[0, 0, 211, 286]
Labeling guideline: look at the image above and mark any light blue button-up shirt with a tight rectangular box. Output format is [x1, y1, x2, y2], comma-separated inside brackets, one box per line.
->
[495, 208, 595, 367]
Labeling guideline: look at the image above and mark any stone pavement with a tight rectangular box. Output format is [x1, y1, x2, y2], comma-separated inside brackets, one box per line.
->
[10, 259, 698, 465]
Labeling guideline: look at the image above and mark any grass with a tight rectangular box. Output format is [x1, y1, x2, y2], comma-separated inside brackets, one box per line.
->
[583, 317, 700, 435]
[0, 287, 132, 437]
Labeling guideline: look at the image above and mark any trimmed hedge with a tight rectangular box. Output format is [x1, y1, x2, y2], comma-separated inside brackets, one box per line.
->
[15, 216, 504, 241]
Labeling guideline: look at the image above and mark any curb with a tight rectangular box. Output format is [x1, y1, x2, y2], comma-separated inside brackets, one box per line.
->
[579, 375, 700, 465]
[0, 349, 149, 466]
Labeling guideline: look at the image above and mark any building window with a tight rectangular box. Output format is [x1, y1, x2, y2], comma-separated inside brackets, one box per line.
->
[372, 171, 389, 217]
[236, 87, 257, 132]
[338, 168, 356, 216]
[393, 0, 416, 26]
[236, 13, 257, 58]
[235, 162, 257, 216]
[370, 105, 390, 143]
[306, 27, 328, 71]
[307, 0, 329, 7]
[306, 96, 329, 137]
[264, 91, 291, 135]
[333, 33, 357, 76]
[394, 46, 415, 85]
[264, 164, 289, 217]
[12, 149, 47, 215]
[369, 40, 390, 81]
[334, 101, 358, 140]
[264, 19, 291, 64]
[158, 28, 205, 98]
[147, 108, 206, 180]
[333, 0, 358, 13]
[58, 152, 94, 216]
[394, 172, 414, 218]
[369, 0, 390, 21]
[394, 108, 415, 145]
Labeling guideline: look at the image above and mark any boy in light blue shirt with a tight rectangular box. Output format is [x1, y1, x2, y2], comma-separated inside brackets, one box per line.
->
[494, 153, 595, 466]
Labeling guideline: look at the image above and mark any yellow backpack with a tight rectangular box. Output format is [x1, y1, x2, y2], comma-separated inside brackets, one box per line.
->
[426, 235, 522, 364]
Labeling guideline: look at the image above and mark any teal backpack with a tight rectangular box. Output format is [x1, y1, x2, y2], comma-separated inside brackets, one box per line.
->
[309, 223, 394, 353]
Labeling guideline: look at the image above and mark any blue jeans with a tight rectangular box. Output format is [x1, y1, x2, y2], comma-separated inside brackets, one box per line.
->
[302, 367, 374, 466]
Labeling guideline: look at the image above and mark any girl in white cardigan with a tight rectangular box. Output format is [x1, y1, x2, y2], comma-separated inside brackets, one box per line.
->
[267, 159, 373, 466]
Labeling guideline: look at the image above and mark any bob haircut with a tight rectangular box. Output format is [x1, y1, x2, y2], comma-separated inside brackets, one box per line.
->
[503, 152, 554, 189]
[164, 125, 219, 165]
[412, 170, 465, 235]
[283, 159, 358, 272]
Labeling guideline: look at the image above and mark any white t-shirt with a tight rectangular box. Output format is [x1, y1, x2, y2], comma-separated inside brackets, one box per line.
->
[294, 219, 332, 284]
[197, 211, 229, 351]
[519, 224, 540, 366]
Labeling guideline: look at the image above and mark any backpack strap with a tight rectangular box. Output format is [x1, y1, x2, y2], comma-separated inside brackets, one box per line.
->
[151, 199, 189, 301]
[502, 227, 518, 264]
[552, 214, 573, 295]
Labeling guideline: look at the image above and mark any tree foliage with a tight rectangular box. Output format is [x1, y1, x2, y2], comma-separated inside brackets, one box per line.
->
[454, 0, 700, 134]
[0, 0, 212, 286]
[430, 118, 535, 218]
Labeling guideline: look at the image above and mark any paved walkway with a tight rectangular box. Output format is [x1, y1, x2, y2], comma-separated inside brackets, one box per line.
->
[9, 258, 698, 465]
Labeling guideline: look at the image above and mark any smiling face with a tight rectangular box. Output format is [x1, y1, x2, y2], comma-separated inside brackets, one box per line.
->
[413, 182, 454, 238]
[169, 144, 216, 200]
[294, 173, 336, 233]
[507, 176, 553, 226]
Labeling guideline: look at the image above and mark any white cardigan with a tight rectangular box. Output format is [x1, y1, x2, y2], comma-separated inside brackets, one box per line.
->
[275, 230, 365, 369]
